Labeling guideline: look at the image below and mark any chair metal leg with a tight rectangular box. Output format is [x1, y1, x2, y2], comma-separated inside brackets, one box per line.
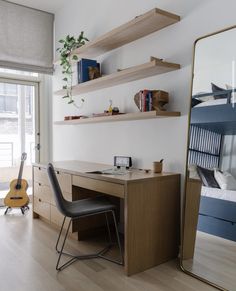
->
[99, 210, 124, 265]
[55, 211, 124, 271]
[56, 218, 75, 271]
[55, 216, 66, 253]
[112, 210, 124, 265]
[105, 212, 112, 245]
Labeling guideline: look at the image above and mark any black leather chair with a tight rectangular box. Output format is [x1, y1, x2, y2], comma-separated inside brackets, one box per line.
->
[47, 163, 123, 271]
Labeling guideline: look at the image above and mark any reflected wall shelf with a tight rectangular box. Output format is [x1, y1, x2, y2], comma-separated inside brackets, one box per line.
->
[54, 59, 180, 96]
[54, 111, 181, 125]
[54, 8, 180, 64]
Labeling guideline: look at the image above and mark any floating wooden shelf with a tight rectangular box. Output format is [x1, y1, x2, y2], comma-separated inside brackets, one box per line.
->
[55, 59, 180, 95]
[54, 8, 180, 64]
[54, 111, 181, 125]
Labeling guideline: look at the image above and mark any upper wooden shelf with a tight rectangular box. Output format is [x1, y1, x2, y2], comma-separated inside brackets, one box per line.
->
[54, 8, 180, 64]
[54, 110, 181, 125]
[54, 59, 180, 95]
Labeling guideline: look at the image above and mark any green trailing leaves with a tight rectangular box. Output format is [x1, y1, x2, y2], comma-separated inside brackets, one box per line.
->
[57, 32, 89, 105]
[72, 55, 78, 61]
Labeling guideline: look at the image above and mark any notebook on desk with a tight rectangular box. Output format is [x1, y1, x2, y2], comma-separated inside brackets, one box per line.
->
[86, 168, 128, 175]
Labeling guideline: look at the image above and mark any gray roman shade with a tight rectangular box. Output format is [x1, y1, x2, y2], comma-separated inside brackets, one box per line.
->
[0, 1, 54, 74]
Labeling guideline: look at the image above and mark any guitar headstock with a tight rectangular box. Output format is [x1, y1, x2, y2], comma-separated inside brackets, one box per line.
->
[21, 152, 27, 161]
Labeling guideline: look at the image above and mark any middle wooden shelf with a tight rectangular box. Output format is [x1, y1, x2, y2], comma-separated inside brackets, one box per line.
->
[54, 59, 180, 96]
[54, 110, 181, 125]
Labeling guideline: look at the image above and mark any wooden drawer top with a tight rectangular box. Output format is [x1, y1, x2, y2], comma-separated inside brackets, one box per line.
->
[72, 175, 125, 198]
[33, 161, 180, 185]
[33, 166, 72, 193]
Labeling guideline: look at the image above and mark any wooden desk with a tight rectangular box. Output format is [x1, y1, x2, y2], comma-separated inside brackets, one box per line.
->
[32, 160, 180, 275]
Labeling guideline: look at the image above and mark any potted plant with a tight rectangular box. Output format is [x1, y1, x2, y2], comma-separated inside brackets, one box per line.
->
[56, 32, 89, 105]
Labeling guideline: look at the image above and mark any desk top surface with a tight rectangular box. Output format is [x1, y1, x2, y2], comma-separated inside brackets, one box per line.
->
[34, 160, 180, 184]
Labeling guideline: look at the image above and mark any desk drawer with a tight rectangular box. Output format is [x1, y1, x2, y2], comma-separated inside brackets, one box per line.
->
[34, 166, 72, 193]
[34, 182, 51, 204]
[34, 166, 49, 185]
[72, 175, 124, 198]
[34, 196, 50, 220]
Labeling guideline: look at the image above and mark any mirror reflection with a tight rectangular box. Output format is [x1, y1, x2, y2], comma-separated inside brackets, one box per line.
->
[182, 27, 236, 291]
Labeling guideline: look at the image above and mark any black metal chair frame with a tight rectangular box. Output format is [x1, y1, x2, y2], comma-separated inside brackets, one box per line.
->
[55, 208, 123, 271]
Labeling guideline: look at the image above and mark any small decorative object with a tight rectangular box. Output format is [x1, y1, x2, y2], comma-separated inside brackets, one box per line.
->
[57, 32, 89, 105]
[88, 66, 101, 80]
[112, 107, 119, 114]
[64, 116, 87, 121]
[153, 159, 164, 173]
[92, 112, 113, 117]
[108, 99, 113, 113]
[114, 156, 132, 169]
[134, 90, 169, 112]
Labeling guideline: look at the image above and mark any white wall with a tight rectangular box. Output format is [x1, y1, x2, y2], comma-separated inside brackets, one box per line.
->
[193, 28, 236, 94]
[53, 0, 236, 187]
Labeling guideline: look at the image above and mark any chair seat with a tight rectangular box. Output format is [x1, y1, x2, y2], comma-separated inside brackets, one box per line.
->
[64, 196, 116, 218]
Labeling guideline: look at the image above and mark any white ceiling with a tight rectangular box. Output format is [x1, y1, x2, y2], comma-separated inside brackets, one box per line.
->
[7, 0, 65, 13]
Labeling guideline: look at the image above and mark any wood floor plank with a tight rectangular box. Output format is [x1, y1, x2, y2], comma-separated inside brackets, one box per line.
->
[0, 207, 217, 291]
[183, 231, 236, 290]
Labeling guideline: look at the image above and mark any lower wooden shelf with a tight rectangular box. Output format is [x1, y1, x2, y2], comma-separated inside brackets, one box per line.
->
[54, 110, 181, 125]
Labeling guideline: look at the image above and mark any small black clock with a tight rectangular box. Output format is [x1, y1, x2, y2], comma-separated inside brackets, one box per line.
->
[114, 156, 132, 169]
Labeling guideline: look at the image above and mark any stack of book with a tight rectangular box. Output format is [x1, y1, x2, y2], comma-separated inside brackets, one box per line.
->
[77, 58, 100, 83]
[138, 90, 153, 112]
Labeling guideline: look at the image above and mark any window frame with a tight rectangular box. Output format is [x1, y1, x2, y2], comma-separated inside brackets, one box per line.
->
[0, 73, 40, 163]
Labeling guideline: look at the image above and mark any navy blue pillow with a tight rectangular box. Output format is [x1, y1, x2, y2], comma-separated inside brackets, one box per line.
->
[191, 98, 202, 107]
[211, 83, 231, 100]
[197, 166, 220, 188]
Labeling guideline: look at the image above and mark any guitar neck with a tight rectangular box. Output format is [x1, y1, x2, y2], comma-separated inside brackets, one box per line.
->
[16, 160, 24, 187]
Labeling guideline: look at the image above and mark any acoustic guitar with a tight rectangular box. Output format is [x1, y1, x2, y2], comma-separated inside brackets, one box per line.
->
[4, 152, 29, 208]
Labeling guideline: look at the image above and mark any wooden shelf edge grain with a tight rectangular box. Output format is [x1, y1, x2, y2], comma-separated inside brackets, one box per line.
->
[54, 111, 181, 125]
[54, 8, 180, 65]
[54, 59, 181, 95]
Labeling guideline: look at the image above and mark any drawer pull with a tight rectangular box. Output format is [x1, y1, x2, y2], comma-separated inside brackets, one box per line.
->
[38, 198, 42, 202]
[56, 171, 60, 175]
[38, 183, 41, 186]
[39, 167, 41, 170]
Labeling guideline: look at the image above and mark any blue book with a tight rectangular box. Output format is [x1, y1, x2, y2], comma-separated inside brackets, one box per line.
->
[77, 58, 98, 83]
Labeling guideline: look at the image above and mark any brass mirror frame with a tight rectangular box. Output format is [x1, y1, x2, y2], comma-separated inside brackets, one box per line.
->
[180, 24, 236, 291]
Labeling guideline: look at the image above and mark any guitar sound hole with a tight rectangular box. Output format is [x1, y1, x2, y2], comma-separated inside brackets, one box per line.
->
[10, 197, 23, 200]
[15, 185, 21, 190]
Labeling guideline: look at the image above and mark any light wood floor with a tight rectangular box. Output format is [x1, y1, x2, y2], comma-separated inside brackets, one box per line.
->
[0, 207, 216, 291]
[183, 231, 236, 290]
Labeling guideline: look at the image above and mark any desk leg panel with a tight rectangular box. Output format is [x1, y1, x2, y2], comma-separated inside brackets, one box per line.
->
[125, 176, 180, 275]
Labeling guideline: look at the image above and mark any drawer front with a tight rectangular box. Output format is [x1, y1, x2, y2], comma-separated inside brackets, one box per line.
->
[50, 205, 73, 232]
[34, 166, 49, 186]
[56, 171, 72, 194]
[34, 196, 50, 220]
[50, 192, 72, 206]
[34, 166, 72, 193]
[34, 182, 52, 204]
[72, 175, 125, 198]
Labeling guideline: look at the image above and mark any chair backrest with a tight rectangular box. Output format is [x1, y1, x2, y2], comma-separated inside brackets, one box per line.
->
[47, 163, 67, 216]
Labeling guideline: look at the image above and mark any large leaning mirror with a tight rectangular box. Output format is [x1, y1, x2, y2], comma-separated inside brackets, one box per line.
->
[181, 26, 236, 291]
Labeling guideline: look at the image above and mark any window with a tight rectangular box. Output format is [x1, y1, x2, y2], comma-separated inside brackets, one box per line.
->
[0, 83, 18, 114]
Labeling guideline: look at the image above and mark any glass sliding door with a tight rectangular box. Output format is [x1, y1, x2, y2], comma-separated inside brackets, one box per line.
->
[0, 79, 39, 198]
